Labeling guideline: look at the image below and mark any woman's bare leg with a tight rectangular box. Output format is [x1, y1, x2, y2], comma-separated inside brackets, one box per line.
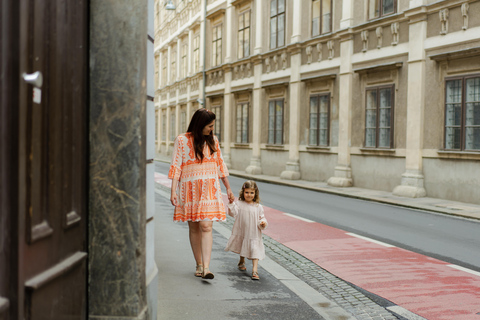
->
[188, 222, 203, 266]
[198, 221, 213, 269]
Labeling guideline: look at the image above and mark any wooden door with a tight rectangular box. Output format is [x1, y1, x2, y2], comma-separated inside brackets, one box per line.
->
[16, 0, 88, 319]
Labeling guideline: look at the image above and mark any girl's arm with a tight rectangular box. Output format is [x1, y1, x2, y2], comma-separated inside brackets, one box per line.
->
[258, 205, 268, 230]
[227, 201, 239, 218]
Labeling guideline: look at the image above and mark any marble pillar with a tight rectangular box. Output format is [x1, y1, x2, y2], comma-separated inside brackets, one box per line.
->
[246, 60, 263, 175]
[89, 1, 148, 319]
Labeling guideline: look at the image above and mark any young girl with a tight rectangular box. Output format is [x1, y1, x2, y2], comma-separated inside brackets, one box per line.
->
[225, 180, 268, 280]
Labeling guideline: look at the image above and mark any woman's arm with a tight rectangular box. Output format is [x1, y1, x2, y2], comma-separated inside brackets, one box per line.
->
[221, 176, 235, 203]
[170, 179, 179, 206]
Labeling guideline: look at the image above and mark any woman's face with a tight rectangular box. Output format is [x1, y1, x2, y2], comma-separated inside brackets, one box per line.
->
[202, 120, 215, 136]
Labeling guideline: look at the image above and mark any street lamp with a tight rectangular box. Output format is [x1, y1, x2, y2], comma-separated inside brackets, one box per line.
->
[165, 1, 176, 11]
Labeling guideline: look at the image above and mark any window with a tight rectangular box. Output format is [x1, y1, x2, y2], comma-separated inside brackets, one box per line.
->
[365, 85, 394, 148]
[445, 76, 480, 151]
[171, 49, 176, 82]
[270, 0, 285, 49]
[309, 94, 330, 146]
[193, 35, 200, 73]
[212, 25, 222, 66]
[155, 110, 159, 141]
[238, 11, 251, 59]
[312, 0, 331, 36]
[162, 112, 166, 140]
[211, 105, 222, 141]
[369, 0, 396, 19]
[181, 111, 186, 133]
[162, 53, 167, 86]
[236, 103, 249, 143]
[170, 111, 176, 141]
[268, 99, 284, 144]
[181, 43, 188, 79]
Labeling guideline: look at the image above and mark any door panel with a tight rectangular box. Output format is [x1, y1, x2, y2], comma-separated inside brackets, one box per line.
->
[18, 0, 88, 319]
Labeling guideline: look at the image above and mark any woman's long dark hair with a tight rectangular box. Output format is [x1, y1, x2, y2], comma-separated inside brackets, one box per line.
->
[187, 108, 217, 162]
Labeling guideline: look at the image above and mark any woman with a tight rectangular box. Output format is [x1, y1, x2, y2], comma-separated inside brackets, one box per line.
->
[169, 108, 235, 279]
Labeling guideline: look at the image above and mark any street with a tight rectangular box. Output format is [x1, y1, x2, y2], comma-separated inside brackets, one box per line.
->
[155, 161, 480, 272]
[155, 160, 480, 320]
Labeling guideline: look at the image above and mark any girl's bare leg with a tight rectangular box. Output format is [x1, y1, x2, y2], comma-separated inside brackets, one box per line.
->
[198, 221, 213, 269]
[252, 259, 259, 273]
[188, 222, 203, 266]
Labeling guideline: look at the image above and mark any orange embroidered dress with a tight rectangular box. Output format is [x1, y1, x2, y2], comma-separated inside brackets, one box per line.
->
[168, 132, 229, 222]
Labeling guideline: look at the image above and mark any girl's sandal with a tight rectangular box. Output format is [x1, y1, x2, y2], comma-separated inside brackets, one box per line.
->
[251, 271, 260, 280]
[195, 264, 203, 277]
[202, 267, 215, 279]
[237, 262, 247, 271]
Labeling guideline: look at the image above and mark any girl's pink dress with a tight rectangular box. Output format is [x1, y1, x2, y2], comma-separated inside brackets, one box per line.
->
[168, 132, 229, 222]
[225, 201, 268, 260]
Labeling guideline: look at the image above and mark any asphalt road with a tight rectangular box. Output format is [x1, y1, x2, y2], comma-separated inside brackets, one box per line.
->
[155, 161, 480, 273]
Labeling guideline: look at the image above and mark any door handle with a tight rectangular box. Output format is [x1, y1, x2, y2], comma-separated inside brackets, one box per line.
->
[22, 71, 43, 88]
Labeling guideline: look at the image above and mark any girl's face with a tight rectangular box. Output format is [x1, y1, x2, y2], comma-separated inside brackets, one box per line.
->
[202, 120, 215, 136]
[243, 188, 256, 203]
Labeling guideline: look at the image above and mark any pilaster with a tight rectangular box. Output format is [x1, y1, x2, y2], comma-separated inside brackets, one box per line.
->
[281, 46, 302, 180]
[246, 60, 263, 175]
[393, 12, 427, 198]
[223, 67, 233, 167]
[253, 0, 263, 55]
[328, 36, 354, 187]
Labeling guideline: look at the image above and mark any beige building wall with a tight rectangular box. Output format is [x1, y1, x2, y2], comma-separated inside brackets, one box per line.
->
[154, 0, 480, 205]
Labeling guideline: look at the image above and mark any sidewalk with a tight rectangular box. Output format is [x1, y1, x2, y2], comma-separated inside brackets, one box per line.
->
[155, 153, 480, 221]
[153, 184, 356, 320]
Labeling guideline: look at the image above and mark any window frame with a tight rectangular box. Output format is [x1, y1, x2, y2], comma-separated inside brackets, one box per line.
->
[161, 53, 167, 87]
[309, 93, 330, 147]
[181, 42, 188, 79]
[236, 102, 249, 143]
[193, 35, 200, 73]
[268, 99, 285, 145]
[368, 0, 397, 20]
[364, 84, 395, 149]
[171, 49, 176, 83]
[270, 0, 286, 50]
[169, 110, 176, 141]
[211, 105, 222, 142]
[238, 10, 251, 59]
[444, 74, 480, 151]
[311, 0, 332, 37]
[212, 24, 223, 67]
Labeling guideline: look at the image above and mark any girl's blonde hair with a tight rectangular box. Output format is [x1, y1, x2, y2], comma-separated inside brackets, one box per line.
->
[239, 180, 260, 203]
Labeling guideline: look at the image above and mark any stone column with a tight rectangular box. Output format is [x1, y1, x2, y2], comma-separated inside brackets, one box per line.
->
[89, 1, 148, 319]
[223, 66, 233, 167]
[281, 47, 302, 180]
[224, 3, 234, 63]
[246, 58, 263, 174]
[327, 35, 354, 187]
[253, 0, 263, 55]
[393, 7, 427, 198]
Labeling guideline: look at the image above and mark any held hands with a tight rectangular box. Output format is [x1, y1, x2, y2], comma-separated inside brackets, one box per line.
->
[227, 189, 235, 203]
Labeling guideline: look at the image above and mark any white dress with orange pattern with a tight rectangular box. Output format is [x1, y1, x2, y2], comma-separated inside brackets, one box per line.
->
[168, 132, 229, 222]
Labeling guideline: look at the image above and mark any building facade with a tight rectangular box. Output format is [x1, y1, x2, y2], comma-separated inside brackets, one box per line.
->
[154, 0, 480, 205]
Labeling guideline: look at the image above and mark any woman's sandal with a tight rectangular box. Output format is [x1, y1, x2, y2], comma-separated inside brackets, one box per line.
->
[237, 262, 247, 271]
[195, 264, 203, 277]
[202, 267, 214, 279]
[251, 271, 260, 280]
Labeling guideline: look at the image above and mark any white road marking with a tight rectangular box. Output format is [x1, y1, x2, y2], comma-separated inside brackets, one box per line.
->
[283, 213, 315, 223]
[387, 306, 427, 320]
[346, 232, 395, 248]
[447, 265, 480, 277]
